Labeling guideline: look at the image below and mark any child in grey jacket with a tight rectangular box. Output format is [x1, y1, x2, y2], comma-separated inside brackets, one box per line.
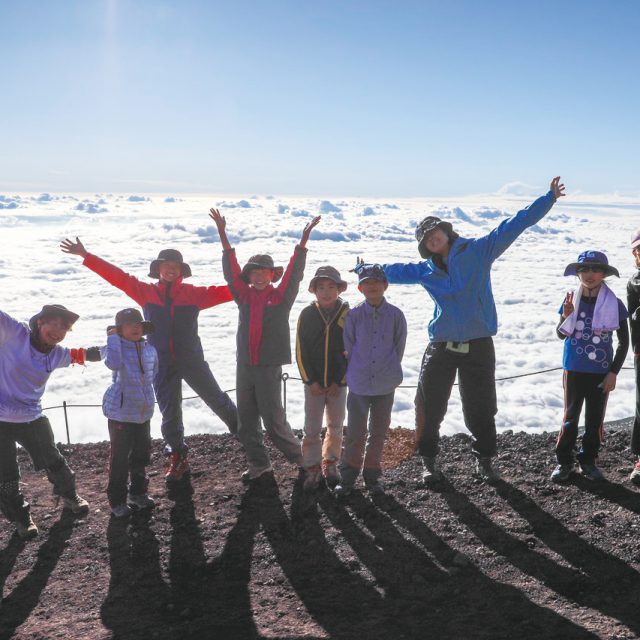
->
[102, 308, 158, 517]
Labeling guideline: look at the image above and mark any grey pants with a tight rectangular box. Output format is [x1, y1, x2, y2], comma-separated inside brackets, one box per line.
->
[0, 417, 77, 524]
[236, 363, 302, 477]
[339, 391, 395, 487]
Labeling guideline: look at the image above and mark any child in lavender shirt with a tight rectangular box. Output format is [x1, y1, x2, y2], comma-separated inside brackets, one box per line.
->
[336, 265, 407, 496]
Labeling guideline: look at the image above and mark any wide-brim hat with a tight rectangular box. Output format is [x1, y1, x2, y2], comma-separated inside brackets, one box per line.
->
[356, 263, 387, 284]
[29, 304, 80, 332]
[149, 248, 192, 279]
[415, 216, 456, 259]
[241, 254, 283, 283]
[564, 250, 619, 278]
[308, 265, 347, 293]
[107, 308, 154, 335]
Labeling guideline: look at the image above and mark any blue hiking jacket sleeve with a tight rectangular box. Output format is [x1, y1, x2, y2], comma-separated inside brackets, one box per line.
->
[383, 191, 556, 342]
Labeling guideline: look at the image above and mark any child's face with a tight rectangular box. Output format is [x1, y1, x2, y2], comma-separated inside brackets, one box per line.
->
[314, 278, 339, 309]
[37, 316, 71, 346]
[577, 266, 605, 289]
[248, 268, 274, 290]
[633, 247, 640, 268]
[358, 278, 388, 305]
[423, 228, 449, 256]
[120, 322, 144, 341]
[158, 261, 181, 283]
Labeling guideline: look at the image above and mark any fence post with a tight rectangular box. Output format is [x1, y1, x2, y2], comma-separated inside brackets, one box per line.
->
[62, 400, 71, 445]
[281, 372, 289, 422]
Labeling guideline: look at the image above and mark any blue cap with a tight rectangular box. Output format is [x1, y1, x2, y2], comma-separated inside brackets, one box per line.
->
[563, 250, 619, 278]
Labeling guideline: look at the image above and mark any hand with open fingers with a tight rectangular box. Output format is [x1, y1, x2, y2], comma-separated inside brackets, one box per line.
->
[550, 176, 566, 200]
[600, 372, 617, 393]
[60, 237, 88, 258]
[562, 291, 574, 319]
[209, 207, 226, 231]
[300, 215, 321, 247]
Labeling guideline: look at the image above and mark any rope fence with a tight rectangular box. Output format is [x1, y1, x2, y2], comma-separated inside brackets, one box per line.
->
[43, 365, 636, 446]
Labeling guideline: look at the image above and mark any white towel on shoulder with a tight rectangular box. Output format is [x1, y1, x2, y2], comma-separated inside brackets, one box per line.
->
[559, 282, 620, 336]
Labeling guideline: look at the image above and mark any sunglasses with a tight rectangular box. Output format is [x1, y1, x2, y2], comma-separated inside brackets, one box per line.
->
[576, 265, 605, 274]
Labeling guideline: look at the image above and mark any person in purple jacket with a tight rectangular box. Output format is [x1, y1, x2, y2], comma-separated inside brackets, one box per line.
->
[335, 265, 407, 497]
[0, 304, 97, 539]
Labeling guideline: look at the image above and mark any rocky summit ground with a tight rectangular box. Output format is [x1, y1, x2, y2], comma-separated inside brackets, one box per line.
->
[1, 421, 640, 640]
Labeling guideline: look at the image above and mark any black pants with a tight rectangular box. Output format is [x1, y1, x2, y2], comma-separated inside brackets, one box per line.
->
[0, 417, 77, 524]
[415, 338, 497, 458]
[556, 370, 608, 465]
[107, 419, 151, 506]
[633, 356, 640, 456]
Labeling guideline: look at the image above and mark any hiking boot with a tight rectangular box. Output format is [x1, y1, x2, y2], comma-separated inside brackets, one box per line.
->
[165, 452, 190, 481]
[15, 515, 38, 540]
[550, 464, 575, 483]
[62, 493, 90, 515]
[322, 459, 340, 488]
[333, 483, 353, 498]
[127, 494, 155, 510]
[365, 480, 385, 496]
[476, 457, 501, 484]
[629, 460, 640, 486]
[421, 456, 443, 484]
[579, 462, 604, 481]
[303, 465, 322, 492]
[111, 503, 132, 518]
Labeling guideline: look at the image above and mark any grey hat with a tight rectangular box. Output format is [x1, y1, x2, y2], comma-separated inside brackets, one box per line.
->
[149, 249, 192, 279]
[357, 263, 387, 284]
[308, 266, 347, 293]
[241, 254, 284, 283]
[415, 216, 457, 259]
[107, 308, 154, 335]
[29, 304, 79, 332]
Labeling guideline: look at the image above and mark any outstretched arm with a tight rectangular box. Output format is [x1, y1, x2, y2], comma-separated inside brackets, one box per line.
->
[60, 237, 88, 259]
[299, 216, 321, 249]
[209, 208, 232, 251]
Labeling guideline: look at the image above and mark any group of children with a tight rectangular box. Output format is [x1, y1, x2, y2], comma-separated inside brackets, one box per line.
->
[2, 176, 640, 541]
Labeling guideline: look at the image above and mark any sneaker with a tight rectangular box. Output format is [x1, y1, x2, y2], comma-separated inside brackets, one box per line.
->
[322, 459, 340, 488]
[365, 480, 385, 496]
[15, 516, 38, 540]
[165, 452, 190, 481]
[476, 457, 501, 484]
[127, 494, 155, 510]
[421, 456, 443, 484]
[550, 464, 575, 483]
[303, 465, 322, 492]
[629, 460, 640, 486]
[333, 483, 353, 498]
[579, 462, 604, 481]
[62, 494, 90, 515]
[111, 503, 132, 518]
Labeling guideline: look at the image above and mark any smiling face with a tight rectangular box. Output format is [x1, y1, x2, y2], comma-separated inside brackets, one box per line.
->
[120, 322, 144, 342]
[248, 267, 274, 290]
[423, 227, 450, 258]
[577, 265, 606, 290]
[158, 260, 182, 283]
[358, 278, 388, 306]
[37, 316, 72, 346]
[313, 278, 340, 309]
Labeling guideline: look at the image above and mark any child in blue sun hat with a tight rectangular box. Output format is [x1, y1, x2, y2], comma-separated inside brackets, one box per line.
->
[551, 250, 629, 483]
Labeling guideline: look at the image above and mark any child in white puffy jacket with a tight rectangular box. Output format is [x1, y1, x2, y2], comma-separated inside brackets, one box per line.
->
[102, 308, 158, 517]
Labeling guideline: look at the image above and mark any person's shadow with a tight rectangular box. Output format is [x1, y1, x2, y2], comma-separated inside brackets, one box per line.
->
[0, 512, 75, 638]
[435, 478, 640, 635]
[100, 510, 171, 639]
[319, 490, 599, 639]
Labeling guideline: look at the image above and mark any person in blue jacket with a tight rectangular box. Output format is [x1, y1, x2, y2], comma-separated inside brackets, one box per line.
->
[374, 176, 565, 484]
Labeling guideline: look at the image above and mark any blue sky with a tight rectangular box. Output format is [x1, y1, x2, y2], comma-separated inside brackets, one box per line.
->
[1, 0, 639, 196]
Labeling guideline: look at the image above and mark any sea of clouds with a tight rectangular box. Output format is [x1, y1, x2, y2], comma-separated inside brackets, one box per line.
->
[1, 188, 638, 445]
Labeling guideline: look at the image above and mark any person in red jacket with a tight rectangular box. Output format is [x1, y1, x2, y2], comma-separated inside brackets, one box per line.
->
[60, 239, 237, 493]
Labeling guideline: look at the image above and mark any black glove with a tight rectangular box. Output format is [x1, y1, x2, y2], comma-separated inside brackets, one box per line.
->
[85, 346, 102, 362]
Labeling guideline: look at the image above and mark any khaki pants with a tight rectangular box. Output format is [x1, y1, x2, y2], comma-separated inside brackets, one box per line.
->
[301, 385, 346, 468]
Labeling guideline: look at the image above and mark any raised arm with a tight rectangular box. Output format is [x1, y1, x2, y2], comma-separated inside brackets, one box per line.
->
[299, 216, 321, 249]
[209, 208, 233, 251]
[60, 237, 150, 306]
